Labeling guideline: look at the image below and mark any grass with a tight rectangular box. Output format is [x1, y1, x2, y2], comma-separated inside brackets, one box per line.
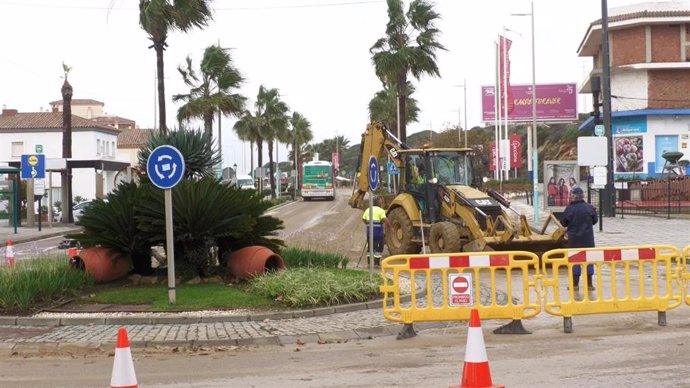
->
[0, 256, 92, 313]
[249, 268, 381, 308]
[0, 248, 380, 313]
[85, 283, 279, 311]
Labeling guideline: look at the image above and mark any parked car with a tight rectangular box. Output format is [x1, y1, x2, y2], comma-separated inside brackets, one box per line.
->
[53, 200, 94, 223]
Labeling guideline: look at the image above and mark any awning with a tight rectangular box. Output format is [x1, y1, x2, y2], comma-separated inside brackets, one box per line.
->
[578, 109, 690, 132]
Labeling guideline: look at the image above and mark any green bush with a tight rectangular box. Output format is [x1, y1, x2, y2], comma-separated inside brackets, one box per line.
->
[0, 256, 92, 313]
[281, 247, 349, 268]
[249, 268, 381, 308]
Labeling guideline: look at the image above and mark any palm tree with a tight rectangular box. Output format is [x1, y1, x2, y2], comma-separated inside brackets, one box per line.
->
[233, 110, 262, 188]
[139, 0, 213, 133]
[370, 0, 446, 143]
[174, 44, 246, 149]
[288, 112, 313, 190]
[255, 86, 290, 199]
[368, 81, 420, 136]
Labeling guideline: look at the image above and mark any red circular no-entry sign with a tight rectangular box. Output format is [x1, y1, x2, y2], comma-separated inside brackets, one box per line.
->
[452, 276, 469, 294]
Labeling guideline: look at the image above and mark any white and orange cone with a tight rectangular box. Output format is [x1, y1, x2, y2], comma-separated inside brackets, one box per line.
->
[450, 308, 504, 388]
[5, 239, 15, 266]
[110, 327, 138, 388]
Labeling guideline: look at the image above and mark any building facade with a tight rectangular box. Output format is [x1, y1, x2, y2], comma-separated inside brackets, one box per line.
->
[0, 107, 130, 204]
[578, 1, 690, 178]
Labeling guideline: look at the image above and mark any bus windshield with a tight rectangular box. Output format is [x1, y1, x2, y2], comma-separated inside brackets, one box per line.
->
[429, 152, 471, 186]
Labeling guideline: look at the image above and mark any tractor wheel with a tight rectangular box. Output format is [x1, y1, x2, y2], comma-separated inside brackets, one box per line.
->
[386, 207, 419, 255]
[429, 222, 462, 253]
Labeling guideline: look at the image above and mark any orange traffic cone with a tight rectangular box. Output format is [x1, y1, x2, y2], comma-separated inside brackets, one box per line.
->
[110, 328, 138, 388]
[5, 240, 15, 266]
[450, 309, 504, 388]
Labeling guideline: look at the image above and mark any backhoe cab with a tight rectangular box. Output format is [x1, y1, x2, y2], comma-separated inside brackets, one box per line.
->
[349, 122, 566, 257]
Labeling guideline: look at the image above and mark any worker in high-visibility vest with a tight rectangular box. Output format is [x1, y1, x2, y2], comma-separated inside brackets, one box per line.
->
[362, 196, 391, 264]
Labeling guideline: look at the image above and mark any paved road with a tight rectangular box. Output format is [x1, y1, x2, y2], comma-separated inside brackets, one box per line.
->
[0, 193, 688, 357]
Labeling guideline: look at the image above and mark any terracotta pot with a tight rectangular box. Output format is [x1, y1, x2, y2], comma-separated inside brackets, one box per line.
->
[71, 247, 132, 284]
[226, 246, 285, 280]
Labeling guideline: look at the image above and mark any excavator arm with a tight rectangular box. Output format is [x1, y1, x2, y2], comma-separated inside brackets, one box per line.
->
[348, 122, 407, 209]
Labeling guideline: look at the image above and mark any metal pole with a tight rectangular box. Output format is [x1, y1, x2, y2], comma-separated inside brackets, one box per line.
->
[463, 78, 468, 148]
[530, 1, 539, 223]
[368, 193, 374, 279]
[165, 189, 176, 304]
[601, 0, 616, 217]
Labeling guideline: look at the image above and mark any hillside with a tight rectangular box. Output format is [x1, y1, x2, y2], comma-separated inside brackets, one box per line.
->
[340, 116, 587, 181]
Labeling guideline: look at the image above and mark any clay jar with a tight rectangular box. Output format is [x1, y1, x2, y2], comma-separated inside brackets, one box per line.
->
[226, 246, 285, 280]
[71, 247, 132, 284]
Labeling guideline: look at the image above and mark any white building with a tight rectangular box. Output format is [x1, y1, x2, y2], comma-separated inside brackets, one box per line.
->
[0, 107, 130, 204]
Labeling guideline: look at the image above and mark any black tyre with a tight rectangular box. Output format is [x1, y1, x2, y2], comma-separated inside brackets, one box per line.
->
[386, 207, 420, 255]
[429, 221, 462, 253]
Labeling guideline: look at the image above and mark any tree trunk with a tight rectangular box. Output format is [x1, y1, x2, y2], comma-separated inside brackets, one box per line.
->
[155, 42, 167, 134]
[268, 141, 276, 200]
[256, 138, 264, 194]
[203, 111, 214, 149]
[397, 73, 407, 143]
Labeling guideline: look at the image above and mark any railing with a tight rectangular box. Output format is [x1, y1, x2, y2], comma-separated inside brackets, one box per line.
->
[586, 183, 690, 219]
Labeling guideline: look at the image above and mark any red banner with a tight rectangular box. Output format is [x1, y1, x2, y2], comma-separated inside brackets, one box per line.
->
[498, 35, 514, 117]
[510, 134, 522, 168]
[490, 142, 497, 171]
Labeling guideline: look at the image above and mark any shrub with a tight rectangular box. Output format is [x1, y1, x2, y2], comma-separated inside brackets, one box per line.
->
[0, 256, 92, 313]
[248, 268, 380, 308]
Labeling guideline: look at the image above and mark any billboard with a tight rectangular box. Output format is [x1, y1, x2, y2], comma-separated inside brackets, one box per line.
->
[543, 161, 579, 212]
[481, 83, 578, 122]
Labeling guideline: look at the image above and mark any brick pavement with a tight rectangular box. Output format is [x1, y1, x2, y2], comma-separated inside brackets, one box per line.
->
[0, 201, 688, 355]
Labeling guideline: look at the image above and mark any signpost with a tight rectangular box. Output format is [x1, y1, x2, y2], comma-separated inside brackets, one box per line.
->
[367, 156, 379, 277]
[147, 145, 185, 304]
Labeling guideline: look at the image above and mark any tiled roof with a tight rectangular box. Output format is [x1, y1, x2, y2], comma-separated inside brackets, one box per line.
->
[48, 98, 104, 106]
[117, 127, 153, 148]
[592, 9, 690, 25]
[0, 112, 117, 131]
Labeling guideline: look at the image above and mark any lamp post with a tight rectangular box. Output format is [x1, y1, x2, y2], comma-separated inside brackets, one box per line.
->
[453, 81, 469, 148]
[512, 0, 539, 223]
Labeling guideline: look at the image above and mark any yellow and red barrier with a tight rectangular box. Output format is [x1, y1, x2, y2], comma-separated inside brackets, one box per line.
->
[379, 250, 540, 328]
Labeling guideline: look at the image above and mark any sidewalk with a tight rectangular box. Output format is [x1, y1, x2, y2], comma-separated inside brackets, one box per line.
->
[0, 202, 688, 356]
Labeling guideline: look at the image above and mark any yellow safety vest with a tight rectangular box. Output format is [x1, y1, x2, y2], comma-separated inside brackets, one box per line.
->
[362, 206, 387, 223]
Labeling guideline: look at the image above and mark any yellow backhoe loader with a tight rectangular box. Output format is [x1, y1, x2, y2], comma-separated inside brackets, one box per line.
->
[349, 122, 566, 257]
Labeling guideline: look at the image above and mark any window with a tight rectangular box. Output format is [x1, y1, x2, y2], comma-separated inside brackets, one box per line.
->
[96, 139, 101, 156]
[111, 141, 115, 156]
[11, 142, 23, 158]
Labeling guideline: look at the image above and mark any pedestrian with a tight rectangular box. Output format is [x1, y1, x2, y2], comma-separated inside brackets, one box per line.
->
[561, 186, 598, 290]
[362, 196, 391, 265]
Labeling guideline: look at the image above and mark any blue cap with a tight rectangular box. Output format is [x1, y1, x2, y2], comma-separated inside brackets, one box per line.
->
[571, 187, 584, 196]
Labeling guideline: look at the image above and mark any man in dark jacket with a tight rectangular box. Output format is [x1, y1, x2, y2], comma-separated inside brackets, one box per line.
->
[561, 186, 598, 290]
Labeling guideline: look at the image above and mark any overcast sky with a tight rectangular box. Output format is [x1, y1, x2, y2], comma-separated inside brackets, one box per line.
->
[0, 0, 648, 173]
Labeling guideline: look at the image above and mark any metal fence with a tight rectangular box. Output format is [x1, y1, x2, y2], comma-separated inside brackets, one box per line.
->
[586, 185, 690, 219]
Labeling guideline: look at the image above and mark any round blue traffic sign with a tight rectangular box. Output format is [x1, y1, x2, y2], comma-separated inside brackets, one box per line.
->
[368, 156, 379, 191]
[147, 145, 186, 189]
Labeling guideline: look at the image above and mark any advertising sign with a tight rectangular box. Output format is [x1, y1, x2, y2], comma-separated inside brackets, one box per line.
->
[543, 161, 580, 212]
[489, 135, 522, 170]
[481, 83, 578, 122]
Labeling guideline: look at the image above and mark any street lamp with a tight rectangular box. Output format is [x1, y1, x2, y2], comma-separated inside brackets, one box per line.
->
[512, 1, 539, 223]
[453, 81, 469, 148]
